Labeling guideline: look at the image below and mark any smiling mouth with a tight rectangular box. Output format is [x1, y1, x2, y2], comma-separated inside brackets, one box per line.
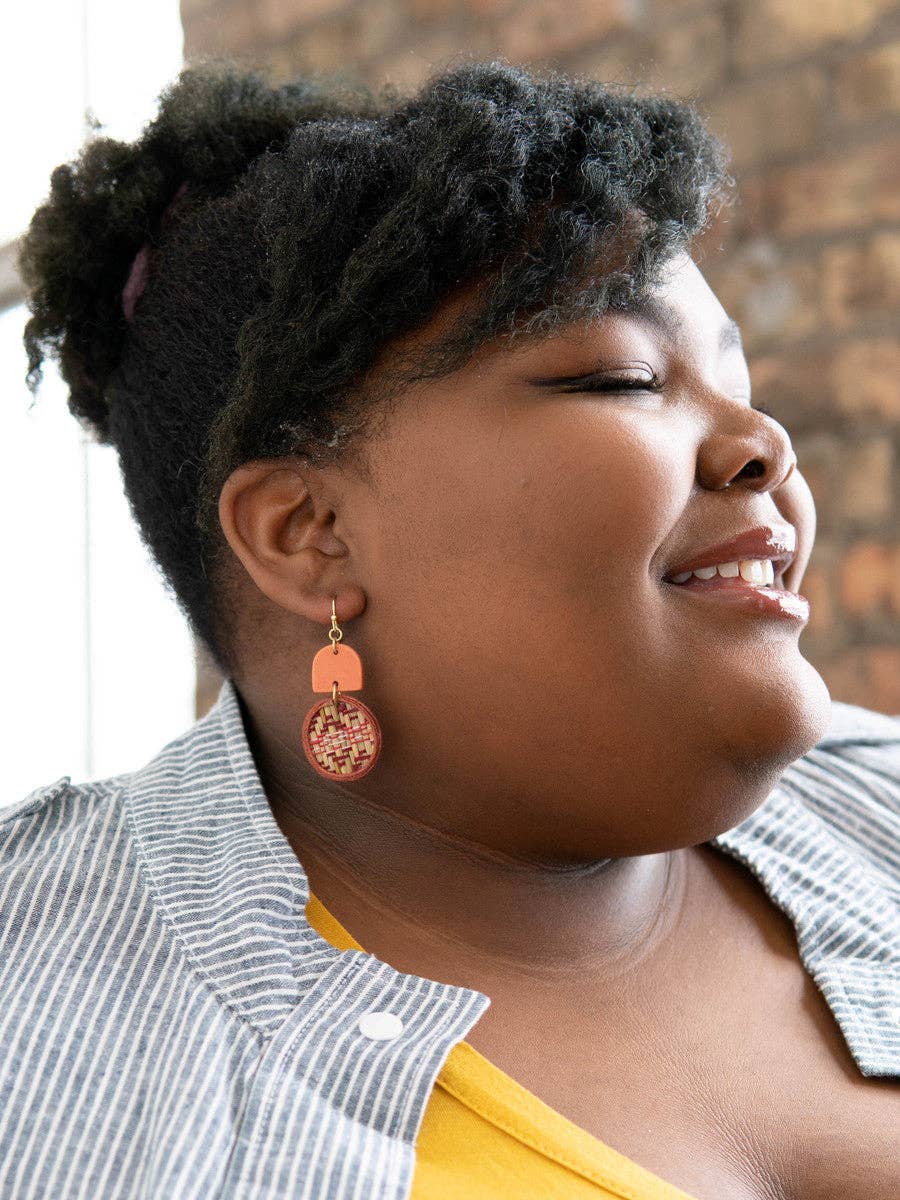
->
[664, 554, 795, 588]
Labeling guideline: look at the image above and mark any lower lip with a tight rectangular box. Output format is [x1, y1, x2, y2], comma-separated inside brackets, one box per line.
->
[664, 576, 810, 621]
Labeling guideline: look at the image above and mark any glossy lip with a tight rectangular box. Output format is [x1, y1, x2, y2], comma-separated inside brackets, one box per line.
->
[664, 575, 811, 622]
[663, 525, 798, 588]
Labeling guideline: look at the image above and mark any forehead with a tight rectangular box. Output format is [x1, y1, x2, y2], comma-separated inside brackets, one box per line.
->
[497, 255, 742, 380]
[526, 253, 738, 360]
[633, 253, 738, 355]
[371, 251, 739, 393]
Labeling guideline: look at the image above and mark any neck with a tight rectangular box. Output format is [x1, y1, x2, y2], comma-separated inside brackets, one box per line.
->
[240, 692, 692, 984]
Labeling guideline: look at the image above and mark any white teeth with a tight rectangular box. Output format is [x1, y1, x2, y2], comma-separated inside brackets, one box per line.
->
[670, 559, 776, 585]
[740, 559, 771, 584]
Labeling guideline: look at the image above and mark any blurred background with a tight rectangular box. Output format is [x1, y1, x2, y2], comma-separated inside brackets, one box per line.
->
[2, 0, 898, 798]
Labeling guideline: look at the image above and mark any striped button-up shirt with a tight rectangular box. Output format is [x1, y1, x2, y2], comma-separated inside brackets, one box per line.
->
[1, 681, 898, 1199]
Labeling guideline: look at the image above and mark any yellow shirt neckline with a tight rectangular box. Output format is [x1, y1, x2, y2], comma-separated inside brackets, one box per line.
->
[304, 891, 698, 1199]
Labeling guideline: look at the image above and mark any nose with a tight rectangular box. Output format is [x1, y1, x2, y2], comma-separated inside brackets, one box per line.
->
[698, 409, 798, 493]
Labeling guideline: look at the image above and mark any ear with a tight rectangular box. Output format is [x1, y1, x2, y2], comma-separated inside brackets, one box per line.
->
[218, 459, 365, 625]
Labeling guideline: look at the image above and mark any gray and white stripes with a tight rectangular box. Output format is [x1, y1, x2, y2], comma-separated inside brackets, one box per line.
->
[1, 681, 897, 1198]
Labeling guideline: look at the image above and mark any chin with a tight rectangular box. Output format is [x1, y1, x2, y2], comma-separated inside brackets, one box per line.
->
[623, 669, 833, 855]
[681, 670, 835, 846]
[717, 658, 833, 770]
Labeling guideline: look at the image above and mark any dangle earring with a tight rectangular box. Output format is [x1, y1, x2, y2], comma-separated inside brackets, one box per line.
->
[301, 597, 382, 781]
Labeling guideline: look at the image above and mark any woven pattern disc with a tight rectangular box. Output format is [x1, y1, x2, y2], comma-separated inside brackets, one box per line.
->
[301, 694, 381, 781]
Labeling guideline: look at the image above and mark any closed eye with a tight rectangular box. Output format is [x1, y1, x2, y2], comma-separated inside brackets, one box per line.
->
[557, 375, 775, 419]
[561, 373, 662, 394]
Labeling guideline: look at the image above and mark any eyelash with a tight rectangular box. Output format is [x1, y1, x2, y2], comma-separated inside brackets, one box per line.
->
[567, 374, 662, 393]
[568, 376, 774, 418]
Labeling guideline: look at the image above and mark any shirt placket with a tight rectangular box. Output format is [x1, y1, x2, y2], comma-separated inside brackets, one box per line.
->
[219, 951, 490, 1200]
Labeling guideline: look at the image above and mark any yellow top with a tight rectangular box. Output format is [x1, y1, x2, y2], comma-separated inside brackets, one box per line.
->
[305, 891, 699, 1200]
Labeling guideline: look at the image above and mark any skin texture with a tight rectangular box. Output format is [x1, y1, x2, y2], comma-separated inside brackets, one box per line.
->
[218, 249, 833, 988]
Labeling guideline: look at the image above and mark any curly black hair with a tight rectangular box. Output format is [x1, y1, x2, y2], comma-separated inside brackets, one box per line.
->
[18, 56, 730, 673]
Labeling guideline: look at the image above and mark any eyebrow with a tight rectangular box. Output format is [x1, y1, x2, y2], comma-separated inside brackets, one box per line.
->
[719, 318, 743, 353]
[630, 294, 744, 356]
[525, 300, 745, 386]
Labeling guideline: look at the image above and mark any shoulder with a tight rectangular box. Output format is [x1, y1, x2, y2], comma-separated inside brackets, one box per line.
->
[0, 773, 129, 887]
[0, 690, 239, 935]
[0, 771, 144, 994]
[780, 700, 899, 892]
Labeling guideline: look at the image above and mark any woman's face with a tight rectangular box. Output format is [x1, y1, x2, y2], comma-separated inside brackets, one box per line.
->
[314, 251, 832, 860]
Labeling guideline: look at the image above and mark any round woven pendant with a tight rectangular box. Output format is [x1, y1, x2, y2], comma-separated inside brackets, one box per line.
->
[301, 693, 382, 781]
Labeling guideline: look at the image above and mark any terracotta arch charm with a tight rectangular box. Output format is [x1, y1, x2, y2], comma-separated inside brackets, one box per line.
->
[311, 643, 363, 693]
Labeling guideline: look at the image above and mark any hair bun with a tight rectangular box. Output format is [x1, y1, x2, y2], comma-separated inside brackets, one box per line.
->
[17, 60, 360, 442]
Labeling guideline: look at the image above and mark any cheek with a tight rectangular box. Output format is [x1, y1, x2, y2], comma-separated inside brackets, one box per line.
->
[365, 396, 687, 715]
[440, 417, 679, 686]
[389, 401, 678, 601]
[510, 407, 684, 606]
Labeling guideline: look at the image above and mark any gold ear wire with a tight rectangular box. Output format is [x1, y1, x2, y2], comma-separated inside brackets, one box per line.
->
[328, 596, 343, 655]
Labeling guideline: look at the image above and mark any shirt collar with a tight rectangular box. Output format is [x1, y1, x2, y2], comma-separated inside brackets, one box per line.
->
[710, 701, 900, 1077]
[125, 679, 897, 1073]
[126, 677, 490, 1037]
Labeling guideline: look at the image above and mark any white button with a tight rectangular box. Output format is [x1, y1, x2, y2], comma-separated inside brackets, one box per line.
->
[888, 1006, 900, 1026]
[357, 1010, 404, 1040]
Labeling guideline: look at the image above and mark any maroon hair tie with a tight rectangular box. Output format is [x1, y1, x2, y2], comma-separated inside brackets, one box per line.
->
[121, 181, 189, 323]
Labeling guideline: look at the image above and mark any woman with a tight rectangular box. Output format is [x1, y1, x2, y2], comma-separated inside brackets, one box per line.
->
[3, 57, 897, 1200]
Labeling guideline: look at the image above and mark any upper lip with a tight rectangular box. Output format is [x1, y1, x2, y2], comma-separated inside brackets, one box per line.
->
[663, 524, 798, 586]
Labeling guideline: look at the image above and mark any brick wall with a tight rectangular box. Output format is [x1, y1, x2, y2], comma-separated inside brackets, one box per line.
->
[182, 0, 900, 714]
